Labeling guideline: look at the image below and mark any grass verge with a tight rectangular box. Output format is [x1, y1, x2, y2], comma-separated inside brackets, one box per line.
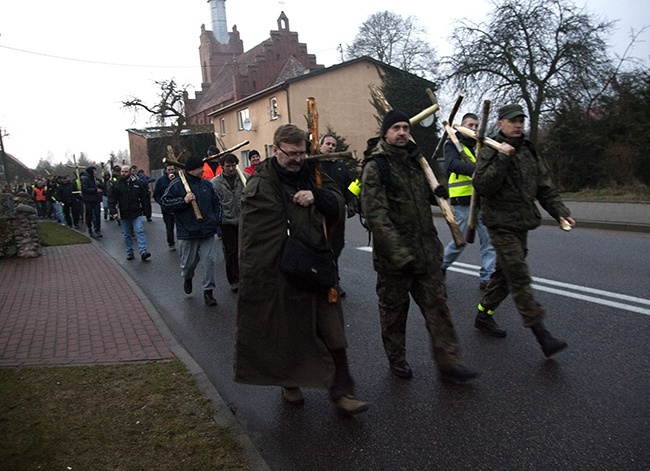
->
[38, 221, 91, 246]
[561, 184, 650, 202]
[0, 361, 246, 470]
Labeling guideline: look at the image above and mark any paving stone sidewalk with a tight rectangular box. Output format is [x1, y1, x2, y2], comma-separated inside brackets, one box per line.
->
[0, 244, 174, 367]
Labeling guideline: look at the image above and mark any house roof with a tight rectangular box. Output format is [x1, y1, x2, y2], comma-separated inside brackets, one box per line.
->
[126, 125, 214, 139]
[206, 56, 404, 118]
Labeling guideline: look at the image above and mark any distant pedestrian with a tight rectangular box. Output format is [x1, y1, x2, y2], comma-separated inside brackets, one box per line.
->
[108, 165, 151, 261]
[81, 166, 104, 239]
[211, 153, 246, 292]
[244, 149, 261, 175]
[56, 175, 81, 228]
[153, 164, 178, 251]
[161, 154, 222, 307]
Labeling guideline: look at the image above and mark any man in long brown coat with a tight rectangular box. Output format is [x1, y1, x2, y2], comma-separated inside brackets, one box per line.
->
[234, 124, 367, 415]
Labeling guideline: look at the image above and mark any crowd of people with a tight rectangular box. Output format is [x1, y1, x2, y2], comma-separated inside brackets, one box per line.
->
[16, 101, 575, 417]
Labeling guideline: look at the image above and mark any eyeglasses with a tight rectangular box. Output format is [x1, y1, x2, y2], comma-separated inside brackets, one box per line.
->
[276, 145, 307, 159]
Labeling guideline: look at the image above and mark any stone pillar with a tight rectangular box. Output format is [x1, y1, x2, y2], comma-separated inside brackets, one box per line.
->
[0, 191, 41, 258]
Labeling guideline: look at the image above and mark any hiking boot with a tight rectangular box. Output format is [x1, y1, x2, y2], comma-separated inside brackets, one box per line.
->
[475, 311, 507, 337]
[439, 364, 480, 384]
[531, 322, 568, 357]
[141, 252, 151, 261]
[183, 278, 193, 294]
[126, 253, 134, 261]
[390, 359, 413, 379]
[204, 290, 217, 306]
[334, 395, 369, 416]
[282, 387, 304, 405]
[169, 244, 176, 252]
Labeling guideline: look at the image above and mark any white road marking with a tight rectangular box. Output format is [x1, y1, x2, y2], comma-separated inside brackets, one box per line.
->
[355, 249, 650, 316]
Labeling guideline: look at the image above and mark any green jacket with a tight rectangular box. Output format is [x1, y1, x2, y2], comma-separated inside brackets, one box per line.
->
[234, 158, 345, 388]
[473, 133, 570, 231]
[360, 138, 443, 275]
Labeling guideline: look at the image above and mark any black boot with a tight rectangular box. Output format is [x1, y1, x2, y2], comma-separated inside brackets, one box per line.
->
[203, 290, 217, 306]
[475, 311, 507, 337]
[531, 322, 567, 357]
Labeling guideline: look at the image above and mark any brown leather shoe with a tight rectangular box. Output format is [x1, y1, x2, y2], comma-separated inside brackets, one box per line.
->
[334, 395, 369, 415]
[282, 387, 304, 405]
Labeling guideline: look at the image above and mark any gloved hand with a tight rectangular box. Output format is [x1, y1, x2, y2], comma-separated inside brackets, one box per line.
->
[433, 185, 449, 199]
[347, 206, 356, 218]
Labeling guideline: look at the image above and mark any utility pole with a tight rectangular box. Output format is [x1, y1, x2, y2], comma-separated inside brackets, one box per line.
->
[0, 127, 10, 186]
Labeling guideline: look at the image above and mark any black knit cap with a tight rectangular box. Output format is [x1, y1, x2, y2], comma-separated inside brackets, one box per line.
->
[381, 109, 410, 136]
[206, 145, 219, 157]
[184, 154, 204, 172]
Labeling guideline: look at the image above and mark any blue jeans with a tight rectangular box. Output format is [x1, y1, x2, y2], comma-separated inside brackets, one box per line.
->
[53, 201, 65, 223]
[442, 204, 496, 284]
[120, 216, 148, 256]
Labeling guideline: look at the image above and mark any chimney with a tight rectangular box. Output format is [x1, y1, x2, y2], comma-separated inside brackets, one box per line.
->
[208, 0, 228, 44]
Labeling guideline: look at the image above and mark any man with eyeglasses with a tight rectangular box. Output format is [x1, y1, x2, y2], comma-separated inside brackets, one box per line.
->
[211, 153, 247, 293]
[234, 123, 368, 416]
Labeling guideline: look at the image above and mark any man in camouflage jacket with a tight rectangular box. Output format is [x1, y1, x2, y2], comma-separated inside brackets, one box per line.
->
[360, 109, 479, 384]
[473, 103, 575, 358]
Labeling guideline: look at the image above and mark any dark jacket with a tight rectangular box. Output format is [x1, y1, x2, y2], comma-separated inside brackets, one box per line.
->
[153, 173, 176, 213]
[56, 181, 78, 204]
[319, 160, 355, 207]
[108, 175, 147, 220]
[81, 170, 103, 204]
[234, 158, 344, 387]
[360, 137, 442, 275]
[473, 132, 570, 231]
[160, 173, 221, 239]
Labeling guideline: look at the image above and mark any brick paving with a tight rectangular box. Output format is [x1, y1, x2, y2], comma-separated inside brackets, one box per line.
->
[0, 244, 174, 367]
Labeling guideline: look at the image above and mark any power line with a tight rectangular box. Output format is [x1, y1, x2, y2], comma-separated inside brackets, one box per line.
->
[0, 43, 199, 69]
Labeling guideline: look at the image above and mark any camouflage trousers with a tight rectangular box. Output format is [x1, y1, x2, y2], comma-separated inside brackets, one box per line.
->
[376, 271, 461, 369]
[480, 228, 545, 327]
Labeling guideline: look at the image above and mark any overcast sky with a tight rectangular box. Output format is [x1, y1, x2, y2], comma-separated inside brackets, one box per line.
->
[1, 0, 648, 169]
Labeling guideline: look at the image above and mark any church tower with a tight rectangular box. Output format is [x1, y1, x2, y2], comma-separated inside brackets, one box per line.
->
[208, 0, 228, 44]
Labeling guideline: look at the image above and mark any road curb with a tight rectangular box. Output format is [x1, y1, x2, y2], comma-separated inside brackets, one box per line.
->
[94, 240, 271, 471]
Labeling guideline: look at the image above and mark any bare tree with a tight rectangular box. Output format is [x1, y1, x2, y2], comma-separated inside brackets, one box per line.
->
[122, 79, 189, 131]
[444, 0, 616, 144]
[346, 11, 438, 77]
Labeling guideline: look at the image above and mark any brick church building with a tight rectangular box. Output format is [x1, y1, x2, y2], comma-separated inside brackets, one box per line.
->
[184, 3, 324, 126]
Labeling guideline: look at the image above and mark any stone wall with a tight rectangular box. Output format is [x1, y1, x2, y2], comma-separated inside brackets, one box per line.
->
[0, 192, 41, 258]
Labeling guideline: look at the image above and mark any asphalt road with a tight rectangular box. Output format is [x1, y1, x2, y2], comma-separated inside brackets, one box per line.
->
[98, 208, 650, 471]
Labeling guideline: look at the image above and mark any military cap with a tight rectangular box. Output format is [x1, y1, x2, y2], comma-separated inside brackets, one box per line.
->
[498, 104, 527, 120]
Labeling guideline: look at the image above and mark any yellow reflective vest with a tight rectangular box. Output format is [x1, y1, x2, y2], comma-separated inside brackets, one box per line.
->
[448, 144, 475, 198]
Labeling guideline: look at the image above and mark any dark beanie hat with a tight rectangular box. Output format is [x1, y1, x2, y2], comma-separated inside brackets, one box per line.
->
[249, 149, 260, 158]
[207, 145, 219, 156]
[185, 154, 204, 172]
[381, 109, 410, 136]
